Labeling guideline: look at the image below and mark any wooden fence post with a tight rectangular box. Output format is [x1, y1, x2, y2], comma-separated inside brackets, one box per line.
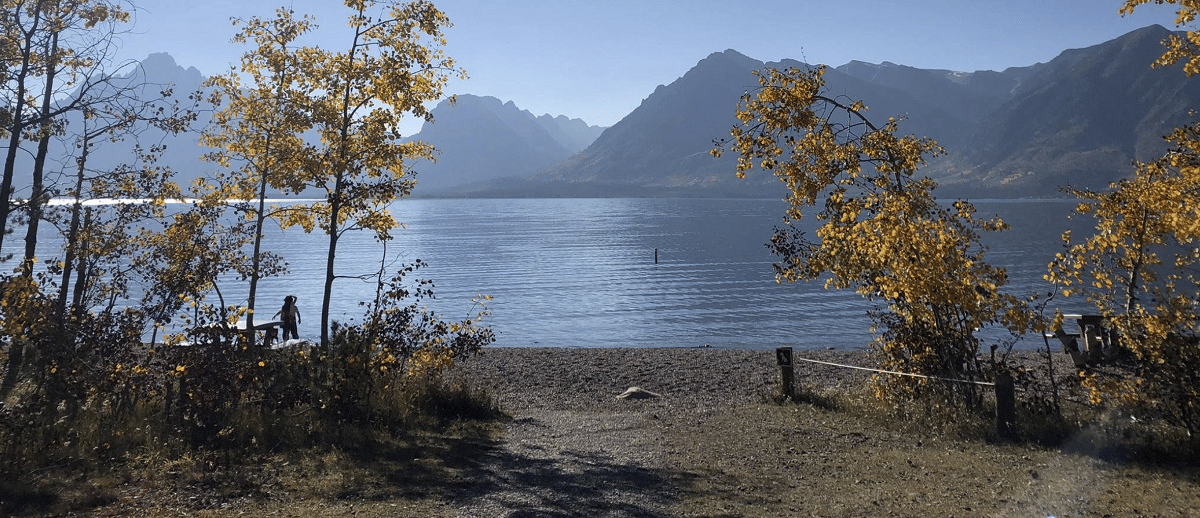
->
[995, 371, 1016, 438]
[176, 375, 189, 429]
[776, 347, 794, 400]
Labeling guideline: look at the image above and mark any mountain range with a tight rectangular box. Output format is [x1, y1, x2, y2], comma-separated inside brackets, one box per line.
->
[14, 24, 1200, 200]
[404, 94, 604, 192]
[12, 53, 210, 200]
[425, 23, 1200, 198]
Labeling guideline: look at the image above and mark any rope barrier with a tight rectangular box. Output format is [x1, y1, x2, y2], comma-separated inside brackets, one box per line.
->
[793, 356, 996, 387]
[794, 355, 1101, 404]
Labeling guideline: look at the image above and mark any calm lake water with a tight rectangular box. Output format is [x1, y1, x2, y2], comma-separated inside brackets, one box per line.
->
[8, 198, 1095, 350]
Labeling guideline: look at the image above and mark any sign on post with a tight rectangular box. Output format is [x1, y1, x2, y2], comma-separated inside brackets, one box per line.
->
[776, 346, 793, 367]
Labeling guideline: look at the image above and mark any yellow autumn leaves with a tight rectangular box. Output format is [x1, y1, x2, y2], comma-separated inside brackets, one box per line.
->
[716, 64, 1025, 338]
[1046, 118, 1200, 431]
[1123, 0, 1200, 75]
[714, 65, 1029, 402]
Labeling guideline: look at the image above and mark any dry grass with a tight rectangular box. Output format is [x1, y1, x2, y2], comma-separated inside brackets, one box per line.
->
[4, 347, 1200, 517]
[667, 386, 1200, 518]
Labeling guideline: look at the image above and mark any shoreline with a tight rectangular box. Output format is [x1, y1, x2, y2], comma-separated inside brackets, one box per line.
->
[448, 346, 1077, 413]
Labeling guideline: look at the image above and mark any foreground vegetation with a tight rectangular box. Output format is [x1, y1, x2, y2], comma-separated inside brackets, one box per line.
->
[0, 371, 503, 516]
[1, 1, 494, 512]
[0, 258, 496, 512]
[3, 0, 1200, 515]
[4, 347, 1199, 517]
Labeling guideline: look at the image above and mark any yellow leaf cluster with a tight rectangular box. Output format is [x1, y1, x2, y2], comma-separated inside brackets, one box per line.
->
[406, 344, 456, 377]
[0, 272, 54, 342]
[1122, 0, 1200, 75]
[1047, 83, 1200, 429]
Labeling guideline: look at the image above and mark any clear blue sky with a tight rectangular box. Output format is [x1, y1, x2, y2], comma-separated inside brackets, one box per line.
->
[117, 0, 1179, 135]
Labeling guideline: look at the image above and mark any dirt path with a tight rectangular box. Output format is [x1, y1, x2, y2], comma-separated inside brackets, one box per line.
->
[442, 408, 676, 517]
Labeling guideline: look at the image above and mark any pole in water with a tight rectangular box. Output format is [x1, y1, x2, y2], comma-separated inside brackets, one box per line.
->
[654, 248, 658, 264]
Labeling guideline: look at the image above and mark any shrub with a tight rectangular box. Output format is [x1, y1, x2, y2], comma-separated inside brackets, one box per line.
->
[0, 263, 497, 480]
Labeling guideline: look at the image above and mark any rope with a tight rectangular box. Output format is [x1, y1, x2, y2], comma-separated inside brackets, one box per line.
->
[793, 356, 996, 387]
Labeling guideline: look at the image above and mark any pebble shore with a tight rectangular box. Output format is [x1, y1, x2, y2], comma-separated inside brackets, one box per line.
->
[448, 345, 1080, 412]
[451, 347, 874, 412]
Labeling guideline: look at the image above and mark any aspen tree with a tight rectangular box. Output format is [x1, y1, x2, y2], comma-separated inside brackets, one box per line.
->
[1045, 0, 1200, 435]
[0, 0, 134, 397]
[291, 0, 463, 346]
[715, 65, 1029, 406]
[200, 9, 315, 341]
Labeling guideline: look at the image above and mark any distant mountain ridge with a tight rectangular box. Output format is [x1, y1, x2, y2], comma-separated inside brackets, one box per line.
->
[12, 58, 603, 198]
[454, 24, 1200, 198]
[4, 53, 211, 199]
[934, 24, 1200, 195]
[538, 48, 767, 194]
[406, 94, 604, 192]
[14, 25, 1198, 200]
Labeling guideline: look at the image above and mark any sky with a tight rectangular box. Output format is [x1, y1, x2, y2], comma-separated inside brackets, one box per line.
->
[114, 0, 1181, 135]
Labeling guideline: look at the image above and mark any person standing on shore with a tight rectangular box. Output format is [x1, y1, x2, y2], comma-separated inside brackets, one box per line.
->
[274, 295, 301, 340]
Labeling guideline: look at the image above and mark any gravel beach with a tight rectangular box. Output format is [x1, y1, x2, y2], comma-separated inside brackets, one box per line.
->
[439, 346, 879, 518]
[448, 346, 877, 412]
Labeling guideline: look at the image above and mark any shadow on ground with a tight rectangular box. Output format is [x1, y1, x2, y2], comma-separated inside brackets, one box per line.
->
[440, 415, 677, 518]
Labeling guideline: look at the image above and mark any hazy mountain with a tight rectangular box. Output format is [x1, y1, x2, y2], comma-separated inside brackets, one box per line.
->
[528, 49, 768, 196]
[14, 25, 1200, 201]
[831, 60, 1032, 150]
[406, 94, 604, 193]
[931, 24, 1200, 196]
[536, 113, 606, 153]
[467, 24, 1200, 199]
[6, 53, 212, 199]
[85, 53, 211, 187]
[500, 48, 1006, 197]
[13, 57, 602, 199]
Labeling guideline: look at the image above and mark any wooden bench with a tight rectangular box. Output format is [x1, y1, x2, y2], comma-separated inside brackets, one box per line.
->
[1050, 314, 1119, 368]
[187, 320, 283, 347]
[251, 321, 283, 347]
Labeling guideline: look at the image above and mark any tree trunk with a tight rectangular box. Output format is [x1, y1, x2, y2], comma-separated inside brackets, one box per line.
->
[71, 207, 94, 320]
[22, 28, 60, 277]
[245, 126, 278, 347]
[0, 2, 46, 254]
[245, 177, 270, 348]
[321, 191, 342, 348]
[319, 183, 344, 348]
[57, 128, 92, 323]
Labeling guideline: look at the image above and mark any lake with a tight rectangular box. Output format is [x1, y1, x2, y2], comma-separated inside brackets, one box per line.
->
[7, 197, 1095, 351]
